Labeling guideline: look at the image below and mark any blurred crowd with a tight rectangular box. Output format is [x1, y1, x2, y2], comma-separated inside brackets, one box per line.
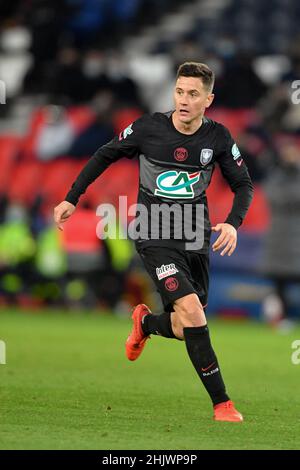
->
[0, 0, 300, 322]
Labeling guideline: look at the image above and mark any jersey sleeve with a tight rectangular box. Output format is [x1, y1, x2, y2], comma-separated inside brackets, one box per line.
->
[65, 116, 147, 206]
[216, 124, 254, 229]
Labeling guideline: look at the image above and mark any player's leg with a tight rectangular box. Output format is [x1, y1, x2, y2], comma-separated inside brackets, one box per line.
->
[141, 301, 202, 339]
[141, 308, 180, 339]
[179, 250, 243, 421]
[126, 246, 210, 361]
[128, 247, 212, 344]
[126, 247, 243, 420]
[174, 293, 229, 403]
[136, 246, 197, 341]
[126, 246, 194, 360]
[143, 250, 210, 340]
[173, 292, 243, 422]
[139, 249, 208, 339]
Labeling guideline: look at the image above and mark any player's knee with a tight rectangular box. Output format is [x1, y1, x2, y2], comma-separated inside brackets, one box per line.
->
[178, 305, 205, 327]
[174, 294, 206, 327]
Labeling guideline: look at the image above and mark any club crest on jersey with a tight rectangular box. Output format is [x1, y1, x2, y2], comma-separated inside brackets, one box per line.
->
[155, 170, 200, 199]
[119, 123, 133, 141]
[200, 148, 213, 166]
[174, 147, 188, 162]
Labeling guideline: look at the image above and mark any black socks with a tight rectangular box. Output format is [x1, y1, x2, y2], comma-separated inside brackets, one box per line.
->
[141, 313, 229, 405]
[183, 325, 229, 406]
[141, 312, 176, 339]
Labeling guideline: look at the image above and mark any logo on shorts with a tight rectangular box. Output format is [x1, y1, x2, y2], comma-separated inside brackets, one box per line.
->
[156, 263, 179, 280]
[174, 147, 188, 162]
[165, 277, 179, 292]
[155, 170, 200, 199]
[200, 148, 213, 166]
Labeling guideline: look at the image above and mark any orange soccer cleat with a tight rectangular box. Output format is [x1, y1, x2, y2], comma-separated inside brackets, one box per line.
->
[125, 304, 151, 361]
[213, 400, 244, 422]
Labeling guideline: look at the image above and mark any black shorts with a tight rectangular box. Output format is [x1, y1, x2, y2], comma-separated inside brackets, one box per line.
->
[137, 245, 209, 313]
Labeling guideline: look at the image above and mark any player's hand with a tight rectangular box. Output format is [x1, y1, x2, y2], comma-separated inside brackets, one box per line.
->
[211, 223, 237, 256]
[53, 201, 76, 231]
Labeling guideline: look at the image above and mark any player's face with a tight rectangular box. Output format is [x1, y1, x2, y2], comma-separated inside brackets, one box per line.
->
[174, 76, 214, 124]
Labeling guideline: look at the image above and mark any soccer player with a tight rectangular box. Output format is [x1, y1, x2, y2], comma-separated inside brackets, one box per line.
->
[54, 62, 254, 422]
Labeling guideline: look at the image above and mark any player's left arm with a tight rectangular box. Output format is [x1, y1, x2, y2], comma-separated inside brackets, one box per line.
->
[54, 117, 147, 230]
[212, 125, 254, 256]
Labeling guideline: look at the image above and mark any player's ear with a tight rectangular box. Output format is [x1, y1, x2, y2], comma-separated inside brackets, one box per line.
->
[205, 93, 214, 108]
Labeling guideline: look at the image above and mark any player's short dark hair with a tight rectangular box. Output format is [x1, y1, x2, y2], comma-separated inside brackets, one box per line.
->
[176, 62, 215, 92]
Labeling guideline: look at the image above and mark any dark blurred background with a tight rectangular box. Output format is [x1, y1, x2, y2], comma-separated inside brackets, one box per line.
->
[0, 0, 300, 329]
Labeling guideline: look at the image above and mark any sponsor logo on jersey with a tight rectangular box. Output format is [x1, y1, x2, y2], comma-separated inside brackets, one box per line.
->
[119, 123, 133, 141]
[165, 277, 179, 292]
[174, 147, 188, 162]
[231, 143, 241, 160]
[156, 263, 179, 280]
[200, 148, 213, 166]
[154, 170, 200, 199]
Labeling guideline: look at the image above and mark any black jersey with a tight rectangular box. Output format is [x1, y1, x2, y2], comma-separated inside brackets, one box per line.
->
[65, 111, 254, 252]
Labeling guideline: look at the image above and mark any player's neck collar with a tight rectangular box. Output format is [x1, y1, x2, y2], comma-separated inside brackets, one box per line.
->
[169, 111, 207, 137]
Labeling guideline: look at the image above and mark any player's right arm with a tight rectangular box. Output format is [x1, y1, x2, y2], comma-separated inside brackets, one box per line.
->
[53, 117, 146, 230]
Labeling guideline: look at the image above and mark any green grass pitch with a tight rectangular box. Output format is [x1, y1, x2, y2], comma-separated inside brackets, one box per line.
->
[0, 309, 299, 450]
